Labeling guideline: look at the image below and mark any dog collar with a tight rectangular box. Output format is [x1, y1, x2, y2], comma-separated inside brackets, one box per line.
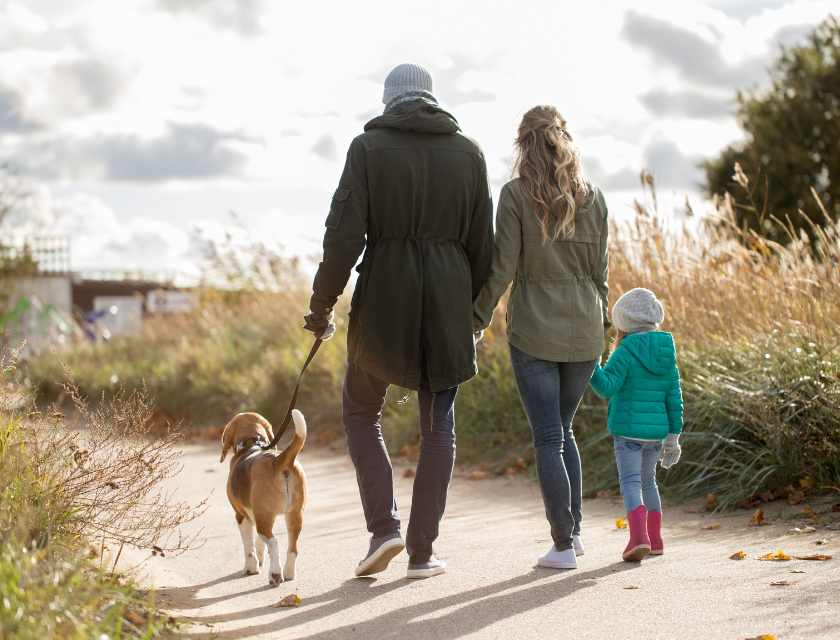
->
[235, 437, 266, 453]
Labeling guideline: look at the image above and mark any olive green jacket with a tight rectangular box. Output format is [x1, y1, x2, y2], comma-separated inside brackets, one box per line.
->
[310, 99, 494, 392]
[473, 179, 610, 362]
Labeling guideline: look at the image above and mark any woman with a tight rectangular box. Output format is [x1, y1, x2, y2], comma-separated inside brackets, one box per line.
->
[473, 105, 610, 570]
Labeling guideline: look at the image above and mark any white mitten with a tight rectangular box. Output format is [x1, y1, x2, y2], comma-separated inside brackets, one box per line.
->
[660, 433, 681, 469]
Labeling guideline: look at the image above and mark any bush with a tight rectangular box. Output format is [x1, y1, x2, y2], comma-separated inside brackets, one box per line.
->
[1, 347, 205, 639]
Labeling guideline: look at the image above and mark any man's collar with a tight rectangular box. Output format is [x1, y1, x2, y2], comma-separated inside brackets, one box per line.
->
[235, 436, 267, 453]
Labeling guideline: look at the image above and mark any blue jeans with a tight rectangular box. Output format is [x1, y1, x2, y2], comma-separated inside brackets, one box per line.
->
[509, 345, 597, 552]
[342, 362, 457, 564]
[614, 436, 662, 514]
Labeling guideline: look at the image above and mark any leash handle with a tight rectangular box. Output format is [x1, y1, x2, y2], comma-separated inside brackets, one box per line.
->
[262, 338, 323, 450]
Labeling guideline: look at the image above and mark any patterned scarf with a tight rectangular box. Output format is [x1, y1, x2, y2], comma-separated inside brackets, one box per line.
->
[384, 90, 438, 113]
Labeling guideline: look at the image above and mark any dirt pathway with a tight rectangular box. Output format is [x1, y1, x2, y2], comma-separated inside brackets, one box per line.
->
[123, 443, 839, 639]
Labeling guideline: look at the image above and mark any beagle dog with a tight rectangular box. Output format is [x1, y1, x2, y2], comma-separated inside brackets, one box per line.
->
[220, 410, 307, 586]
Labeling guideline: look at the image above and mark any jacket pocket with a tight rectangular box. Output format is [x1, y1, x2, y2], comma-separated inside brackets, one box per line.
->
[325, 187, 351, 230]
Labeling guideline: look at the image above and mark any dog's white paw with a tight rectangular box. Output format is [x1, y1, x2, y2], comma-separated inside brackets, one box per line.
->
[269, 572, 283, 586]
[245, 552, 260, 575]
[284, 552, 297, 580]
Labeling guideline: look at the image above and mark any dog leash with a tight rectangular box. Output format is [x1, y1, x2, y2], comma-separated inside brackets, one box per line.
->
[262, 338, 323, 451]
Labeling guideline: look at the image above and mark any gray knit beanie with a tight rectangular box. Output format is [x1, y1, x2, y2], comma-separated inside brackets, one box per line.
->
[383, 63, 433, 104]
[611, 288, 665, 333]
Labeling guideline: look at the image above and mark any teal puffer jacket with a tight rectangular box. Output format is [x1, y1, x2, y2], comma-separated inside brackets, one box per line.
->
[589, 331, 683, 440]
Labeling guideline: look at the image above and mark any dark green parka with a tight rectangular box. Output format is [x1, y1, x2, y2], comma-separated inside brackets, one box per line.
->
[310, 99, 494, 392]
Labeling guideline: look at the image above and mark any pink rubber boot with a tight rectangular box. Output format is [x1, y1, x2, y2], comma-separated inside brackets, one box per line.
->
[622, 505, 651, 562]
[648, 510, 663, 555]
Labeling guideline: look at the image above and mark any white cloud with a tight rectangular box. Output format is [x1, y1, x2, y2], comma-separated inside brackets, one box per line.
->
[0, 0, 834, 276]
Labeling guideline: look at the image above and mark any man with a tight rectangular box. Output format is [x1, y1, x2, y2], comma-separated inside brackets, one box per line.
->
[305, 63, 493, 579]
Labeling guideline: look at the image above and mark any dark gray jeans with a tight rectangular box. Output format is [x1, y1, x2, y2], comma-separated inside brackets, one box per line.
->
[342, 362, 457, 564]
[509, 345, 597, 552]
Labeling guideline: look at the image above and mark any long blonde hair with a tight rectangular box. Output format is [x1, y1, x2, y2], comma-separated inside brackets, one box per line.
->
[512, 105, 588, 243]
[612, 329, 628, 354]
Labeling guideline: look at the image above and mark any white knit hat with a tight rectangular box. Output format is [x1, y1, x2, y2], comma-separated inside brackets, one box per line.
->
[382, 63, 434, 104]
[611, 288, 665, 333]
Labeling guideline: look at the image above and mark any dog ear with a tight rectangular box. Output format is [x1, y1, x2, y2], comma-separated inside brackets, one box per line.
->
[220, 419, 235, 463]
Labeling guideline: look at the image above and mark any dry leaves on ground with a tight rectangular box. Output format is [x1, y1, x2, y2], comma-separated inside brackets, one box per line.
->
[793, 554, 832, 560]
[758, 550, 791, 561]
[802, 505, 819, 524]
[816, 539, 829, 545]
[831, 503, 840, 512]
[749, 509, 769, 526]
[471, 471, 486, 480]
[622, 585, 639, 589]
[730, 551, 746, 560]
[703, 493, 719, 510]
[744, 635, 776, 640]
[403, 469, 415, 478]
[789, 569, 805, 573]
[701, 524, 721, 530]
[786, 526, 817, 535]
[615, 518, 627, 530]
[269, 594, 301, 608]
[770, 580, 797, 586]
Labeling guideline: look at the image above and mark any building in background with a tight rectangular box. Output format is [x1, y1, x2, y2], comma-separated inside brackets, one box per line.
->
[1, 235, 191, 357]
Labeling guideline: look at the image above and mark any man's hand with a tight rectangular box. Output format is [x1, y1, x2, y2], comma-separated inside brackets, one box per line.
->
[303, 311, 336, 341]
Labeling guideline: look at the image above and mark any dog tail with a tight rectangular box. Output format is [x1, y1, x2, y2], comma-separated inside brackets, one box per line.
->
[276, 409, 307, 468]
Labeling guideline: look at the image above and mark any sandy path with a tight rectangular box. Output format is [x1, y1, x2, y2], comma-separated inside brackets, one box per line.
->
[123, 442, 839, 639]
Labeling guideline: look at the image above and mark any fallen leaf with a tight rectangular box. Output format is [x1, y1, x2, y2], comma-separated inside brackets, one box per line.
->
[793, 554, 832, 560]
[816, 539, 828, 545]
[471, 471, 486, 480]
[802, 505, 819, 524]
[758, 490, 775, 502]
[799, 477, 813, 488]
[403, 469, 415, 478]
[772, 488, 787, 499]
[831, 503, 840, 513]
[269, 594, 301, 608]
[701, 524, 721, 530]
[758, 550, 791, 561]
[770, 580, 796, 586]
[749, 509, 769, 526]
[703, 493, 719, 510]
[622, 585, 639, 589]
[744, 636, 776, 640]
[615, 517, 628, 530]
[786, 528, 803, 535]
[477, 463, 487, 470]
[515, 458, 528, 471]
[505, 467, 516, 475]
[730, 551, 746, 560]
[801, 526, 817, 533]
[400, 445, 411, 457]
[789, 569, 805, 573]
[788, 490, 805, 505]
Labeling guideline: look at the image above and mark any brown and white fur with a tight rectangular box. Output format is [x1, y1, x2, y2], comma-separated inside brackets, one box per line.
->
[220, 410, 307, 586]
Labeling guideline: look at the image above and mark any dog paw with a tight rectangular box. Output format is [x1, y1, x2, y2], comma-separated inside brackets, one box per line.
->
[269, 573, 283, 586]
[283, 571, 295, 581]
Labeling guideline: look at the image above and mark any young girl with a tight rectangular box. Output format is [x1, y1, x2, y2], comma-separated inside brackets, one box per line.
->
[589, 288, 683, 561]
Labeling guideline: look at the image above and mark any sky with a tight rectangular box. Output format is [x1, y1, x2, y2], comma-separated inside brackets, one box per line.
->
[0, 0, 836, 282]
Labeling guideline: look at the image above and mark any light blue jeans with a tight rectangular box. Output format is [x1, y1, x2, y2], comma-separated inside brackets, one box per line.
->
[614, 436, 662, 514]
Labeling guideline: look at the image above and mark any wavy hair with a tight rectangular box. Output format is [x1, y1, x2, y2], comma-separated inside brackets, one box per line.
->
[512, 105, 588, 242]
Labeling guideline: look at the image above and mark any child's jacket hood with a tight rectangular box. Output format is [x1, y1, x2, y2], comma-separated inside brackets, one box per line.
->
[620, 331, 676, 376]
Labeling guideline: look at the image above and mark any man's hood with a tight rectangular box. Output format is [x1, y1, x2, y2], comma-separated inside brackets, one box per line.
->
[364, 99, 460, 135]
[620, 331, 676, 375]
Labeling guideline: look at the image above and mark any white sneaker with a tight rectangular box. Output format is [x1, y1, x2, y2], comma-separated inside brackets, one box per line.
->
[573, 535, 584, 556]
[538, 545, 577, 569]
